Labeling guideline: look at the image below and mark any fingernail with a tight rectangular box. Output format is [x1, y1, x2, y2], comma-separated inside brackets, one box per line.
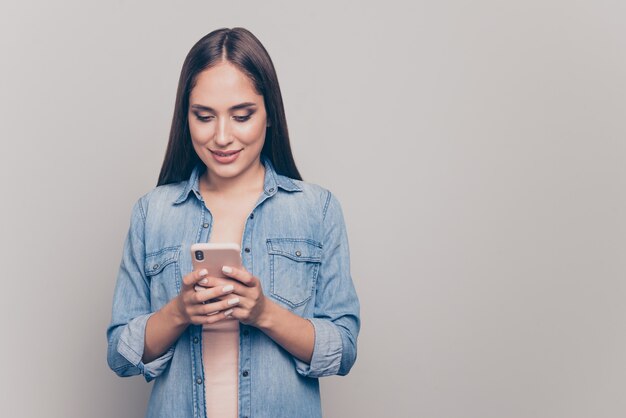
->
[222, 266, 232, 274]
[199, 278, 208, 285]
[227, 297, 240, 306]
[222, 285, 234, 293]
[199, 268, 208, 276]
[224, 309, 234, 317]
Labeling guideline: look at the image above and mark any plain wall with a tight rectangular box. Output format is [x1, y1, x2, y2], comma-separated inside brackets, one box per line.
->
[1, 0, 625, 417]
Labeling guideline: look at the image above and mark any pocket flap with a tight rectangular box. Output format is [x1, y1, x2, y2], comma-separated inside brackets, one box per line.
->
[266, 238, 322, 262]
[145, 247, 180, 276]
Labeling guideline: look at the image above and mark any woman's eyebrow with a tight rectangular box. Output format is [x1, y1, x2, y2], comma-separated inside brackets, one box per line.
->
[190, 102, 257, 112]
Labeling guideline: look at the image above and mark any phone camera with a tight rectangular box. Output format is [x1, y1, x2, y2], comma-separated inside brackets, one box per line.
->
[195, 250, 204, 261]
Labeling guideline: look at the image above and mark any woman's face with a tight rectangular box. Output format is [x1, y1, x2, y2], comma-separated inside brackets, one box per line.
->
[188, 61, 268, 183]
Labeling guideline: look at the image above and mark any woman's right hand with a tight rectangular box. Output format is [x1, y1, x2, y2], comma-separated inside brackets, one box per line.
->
[173, 268, 240, 326]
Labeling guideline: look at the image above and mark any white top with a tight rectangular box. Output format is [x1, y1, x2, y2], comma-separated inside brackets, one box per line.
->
[202, 318, 239, 418]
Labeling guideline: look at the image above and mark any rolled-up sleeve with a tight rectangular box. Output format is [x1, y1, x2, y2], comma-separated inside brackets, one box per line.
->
[106, 197, 175, 383]
[294, 191, 361, 378]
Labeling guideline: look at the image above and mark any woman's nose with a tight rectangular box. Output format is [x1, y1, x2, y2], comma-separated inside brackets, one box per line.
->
[214, 117, 233, 146]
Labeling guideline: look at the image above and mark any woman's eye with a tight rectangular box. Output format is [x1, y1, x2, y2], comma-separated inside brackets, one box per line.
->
[194, 114, 213, 122]
[233, 114, 251, 122]
[192, 113, 252, 123]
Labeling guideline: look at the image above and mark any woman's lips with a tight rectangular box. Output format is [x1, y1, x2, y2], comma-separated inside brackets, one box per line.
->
[210, 149, 242, 164]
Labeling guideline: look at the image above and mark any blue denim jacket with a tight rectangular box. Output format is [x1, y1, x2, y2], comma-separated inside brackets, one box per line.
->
[106, 156, 360, 418]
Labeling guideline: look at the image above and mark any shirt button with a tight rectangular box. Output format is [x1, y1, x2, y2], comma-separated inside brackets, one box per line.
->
[242, 370, 249, 377]
[295, 250, 302, 257]
[202, 223, 209, 228]
[152, 264, 159, 270]
[249, 213, 254, 219]
[244, 247, 251, 253]
[268, 187, 275, 193]
[196, 377, 203, 384]
[193, 337, 199, 344]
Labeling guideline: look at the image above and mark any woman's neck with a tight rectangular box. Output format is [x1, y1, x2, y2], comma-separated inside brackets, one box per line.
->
[200, 159, 265, 197]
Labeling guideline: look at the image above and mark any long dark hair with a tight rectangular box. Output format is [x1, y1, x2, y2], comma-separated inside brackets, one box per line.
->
[157, 27, 302, 186]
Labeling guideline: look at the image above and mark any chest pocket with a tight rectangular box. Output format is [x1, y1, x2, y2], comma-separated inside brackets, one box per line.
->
[266, 238, 322, 309]
[145, 246, 181, 309]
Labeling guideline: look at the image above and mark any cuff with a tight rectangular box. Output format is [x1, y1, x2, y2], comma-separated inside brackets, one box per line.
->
[117, 312, 175, 382]
[294, 318, 342, 378]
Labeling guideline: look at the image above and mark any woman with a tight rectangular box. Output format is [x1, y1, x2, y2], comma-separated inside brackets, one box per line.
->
[106, 27, 360, 418]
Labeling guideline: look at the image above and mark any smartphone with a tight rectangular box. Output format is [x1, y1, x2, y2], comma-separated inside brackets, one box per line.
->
[191, 243, 243, 303]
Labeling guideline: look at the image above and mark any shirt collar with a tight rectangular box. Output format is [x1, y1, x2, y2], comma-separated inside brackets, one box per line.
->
[173, 155, 301, 205]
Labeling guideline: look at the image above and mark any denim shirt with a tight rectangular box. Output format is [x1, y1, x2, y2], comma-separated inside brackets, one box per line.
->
[106, 156, 360, 418]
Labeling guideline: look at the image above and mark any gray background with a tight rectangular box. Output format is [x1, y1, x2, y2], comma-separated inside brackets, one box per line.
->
[1, 0, 625, 417]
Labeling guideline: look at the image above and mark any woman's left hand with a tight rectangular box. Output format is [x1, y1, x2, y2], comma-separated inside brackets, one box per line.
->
[216, 265, 270, 327]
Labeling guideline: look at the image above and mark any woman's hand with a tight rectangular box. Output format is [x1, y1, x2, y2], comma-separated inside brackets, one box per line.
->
[220, 265, 271, 327]
[192, 266, 315, 364]
[193, 265, 271, 328]
[173, 268, 241, 326]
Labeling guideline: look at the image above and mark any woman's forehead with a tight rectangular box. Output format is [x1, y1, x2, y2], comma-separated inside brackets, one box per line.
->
[190, 62, 262, 106]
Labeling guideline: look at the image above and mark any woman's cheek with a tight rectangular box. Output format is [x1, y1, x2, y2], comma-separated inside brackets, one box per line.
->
[236, 120, 265, 142]
[190, 124, 214, 144]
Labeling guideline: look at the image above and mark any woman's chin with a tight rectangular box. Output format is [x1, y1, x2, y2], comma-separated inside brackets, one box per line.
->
[205, 160, 251, 180]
